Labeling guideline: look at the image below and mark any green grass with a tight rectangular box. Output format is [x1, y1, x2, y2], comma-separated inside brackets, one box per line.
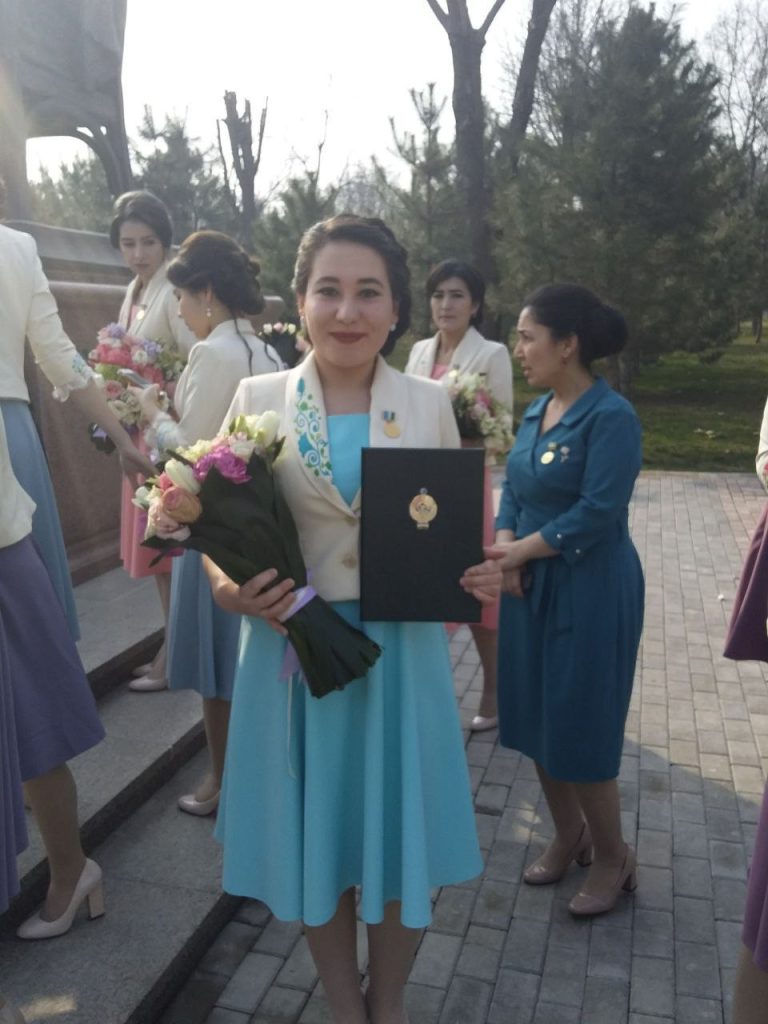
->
[393, 332, 767, 472]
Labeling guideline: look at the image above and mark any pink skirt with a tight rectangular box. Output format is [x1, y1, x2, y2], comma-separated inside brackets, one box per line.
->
[744, 783, 768, 969]
[119, 435, 172, 579]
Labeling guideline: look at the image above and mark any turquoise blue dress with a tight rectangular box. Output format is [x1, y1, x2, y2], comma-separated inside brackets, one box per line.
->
[216, 414, 482, 927]
[497, 378, 644, 782]
[167, 551, 240, 700]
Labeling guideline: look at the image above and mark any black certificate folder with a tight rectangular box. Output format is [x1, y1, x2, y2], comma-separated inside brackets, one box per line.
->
[360, 448, 485, 623]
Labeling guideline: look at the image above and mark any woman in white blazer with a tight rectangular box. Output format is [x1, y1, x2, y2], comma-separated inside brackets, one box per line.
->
[205, 216, 501, 1024]
[110, 191, 196, 689]
[0, 180, 153, 640]
[405, 260, 513, 733]
[133, 231, 281, 814]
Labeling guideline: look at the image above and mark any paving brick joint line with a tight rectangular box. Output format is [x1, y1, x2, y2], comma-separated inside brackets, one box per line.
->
[158, 472, 767, 1024]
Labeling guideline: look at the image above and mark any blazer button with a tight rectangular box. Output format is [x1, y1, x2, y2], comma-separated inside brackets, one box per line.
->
[342, 554, 358, 569]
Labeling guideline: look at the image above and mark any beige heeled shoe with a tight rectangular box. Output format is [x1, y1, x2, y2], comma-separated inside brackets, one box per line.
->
[16, 858, 105, 940]
[128, 673, 168, 692]
[470, 714, 498, 732]
[523, 823, 593, 885]
[178, 791, 220, 817]
[568, 844, 637, 917]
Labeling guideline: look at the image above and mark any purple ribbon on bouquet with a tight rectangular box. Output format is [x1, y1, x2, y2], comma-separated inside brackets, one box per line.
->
[279, 585, 317, 680]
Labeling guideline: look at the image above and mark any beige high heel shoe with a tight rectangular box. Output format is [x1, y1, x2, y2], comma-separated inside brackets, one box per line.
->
[16, 858, 105, 940]
[568, 844, 637, 917]
[523, 823, 593, 885]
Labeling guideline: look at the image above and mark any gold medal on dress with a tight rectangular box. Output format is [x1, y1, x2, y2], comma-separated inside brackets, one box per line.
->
[382, 410, 400, 438]
[540, 451, 555, 465]
[409, 488, 438, 530]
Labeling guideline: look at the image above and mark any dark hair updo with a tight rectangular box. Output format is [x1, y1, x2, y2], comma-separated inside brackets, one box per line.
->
[426, 259, 486, 328]
[523, 283, 628, 369]
[109, 190, 173, 250]
[292, 214, 411, 357]
[166, 230, 265, 317]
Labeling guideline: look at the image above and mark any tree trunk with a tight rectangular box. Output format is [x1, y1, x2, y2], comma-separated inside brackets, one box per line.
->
[505, 0, 559, 172]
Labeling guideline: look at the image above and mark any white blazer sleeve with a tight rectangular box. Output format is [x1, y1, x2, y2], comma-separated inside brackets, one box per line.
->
[24, 238, 94, 398]
[437, 387, 461, 448]
[484, 344, 513, 409]
[756, 396, 768, 491]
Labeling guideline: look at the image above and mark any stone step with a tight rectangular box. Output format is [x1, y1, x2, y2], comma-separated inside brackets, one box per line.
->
[0, 750, 239, 1024]
[8, 682, 206, 926]
[74, 566, 165, 698]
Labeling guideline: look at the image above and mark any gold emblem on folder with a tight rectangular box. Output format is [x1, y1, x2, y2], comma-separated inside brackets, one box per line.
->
[409, 489, 438, 529]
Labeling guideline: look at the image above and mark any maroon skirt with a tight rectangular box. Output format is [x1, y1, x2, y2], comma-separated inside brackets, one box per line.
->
[744, 785, 768, 969]
[724, 505, 768, 662]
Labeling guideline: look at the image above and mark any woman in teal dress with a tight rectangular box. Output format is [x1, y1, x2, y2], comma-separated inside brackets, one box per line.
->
[493, 284, 644, 918]
[205, 215, 501, 1024]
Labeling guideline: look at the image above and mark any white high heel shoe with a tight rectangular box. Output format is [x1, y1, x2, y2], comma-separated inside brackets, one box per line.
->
[16, 859, 105, 940]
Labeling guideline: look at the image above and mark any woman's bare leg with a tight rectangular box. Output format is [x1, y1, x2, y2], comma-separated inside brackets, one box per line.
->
[469, 624, 498, 719]
[194, 697, 230, 801]
[366, 901, 421, 1024]
[24, 764, 86, 920]
[150, 571, 172, 676]
[304, 888, 367, 1024]
[573, 778, 627, 891]
[532, 762, 586, 870]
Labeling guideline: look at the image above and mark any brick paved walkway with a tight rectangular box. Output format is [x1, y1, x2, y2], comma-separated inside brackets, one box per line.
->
[160, 472, 768, 1024]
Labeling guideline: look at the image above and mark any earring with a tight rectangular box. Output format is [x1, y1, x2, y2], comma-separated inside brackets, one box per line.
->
[206, 306, 212, 319]
[390, 322, 398, 332]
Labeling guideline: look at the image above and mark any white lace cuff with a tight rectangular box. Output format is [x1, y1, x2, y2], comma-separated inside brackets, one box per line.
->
[146, 411, 181, 453]
[51, 353, 96, 402]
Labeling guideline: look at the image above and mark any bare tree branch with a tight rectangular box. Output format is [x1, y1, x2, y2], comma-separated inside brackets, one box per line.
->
[479, 0, 508, 39]
[425, 0, 449, 29]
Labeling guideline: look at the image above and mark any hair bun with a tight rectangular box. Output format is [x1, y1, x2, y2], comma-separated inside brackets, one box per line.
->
[587, 303, 628, 359]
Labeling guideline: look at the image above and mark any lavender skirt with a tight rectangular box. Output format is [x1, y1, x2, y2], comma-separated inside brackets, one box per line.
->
[0, 605, 27, 914]
[0, 537, 104, 781]
[744, 784, 768, 970]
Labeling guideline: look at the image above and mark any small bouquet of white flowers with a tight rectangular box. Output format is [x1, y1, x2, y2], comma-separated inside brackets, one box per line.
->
[260, 321, 308, 368]
[134, 411, 382, 698]
[444, 370, 515, 454]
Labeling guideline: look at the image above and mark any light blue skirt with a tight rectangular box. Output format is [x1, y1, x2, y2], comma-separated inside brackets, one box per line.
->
[1, 399, 79, 639]
[216, 601, 483, 928]
[167, 551, 241, 700]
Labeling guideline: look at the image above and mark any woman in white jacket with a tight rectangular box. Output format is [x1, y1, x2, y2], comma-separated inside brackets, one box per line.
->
[406, 260, 513, 731]
[110, 191, 196, 690]
[133, 231, 281, 816]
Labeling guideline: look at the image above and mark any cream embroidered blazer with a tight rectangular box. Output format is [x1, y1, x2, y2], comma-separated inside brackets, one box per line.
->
[224, 352, 460, 602]
[405, 325, 513, 411]
[118, 261, 196, 357]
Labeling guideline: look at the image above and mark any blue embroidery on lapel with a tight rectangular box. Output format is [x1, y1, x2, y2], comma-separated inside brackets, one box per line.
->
[294, 377, 332, 479]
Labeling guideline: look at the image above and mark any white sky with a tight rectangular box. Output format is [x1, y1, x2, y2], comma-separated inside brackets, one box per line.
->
[27, 0, 730, 196]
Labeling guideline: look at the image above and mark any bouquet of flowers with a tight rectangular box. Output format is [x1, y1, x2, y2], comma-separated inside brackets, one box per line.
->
[87, 324, 185, 448]
[445, 370, 515, 454]
[133, 411, 382, 698]
[260, 321, 309, 368]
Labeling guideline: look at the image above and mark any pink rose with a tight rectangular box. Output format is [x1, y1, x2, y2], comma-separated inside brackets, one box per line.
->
[104, 380, 123, 399]
[147, 500, 192, 541]
[160, 486, 203, 524]
[156, 472, 174, 492]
